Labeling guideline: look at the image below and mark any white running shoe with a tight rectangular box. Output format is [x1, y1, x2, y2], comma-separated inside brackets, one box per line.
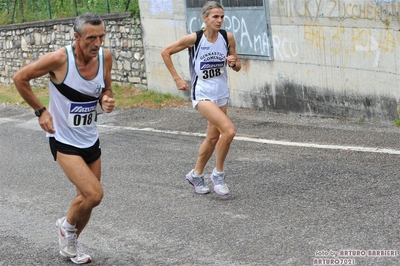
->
[55, 217, 77, 258]
[210, 171, 229, 196]
[70, 243, 92, 264]
[186, 169, 210, 194]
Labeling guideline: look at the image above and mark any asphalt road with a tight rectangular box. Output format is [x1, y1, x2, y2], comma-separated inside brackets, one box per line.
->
[1, 104, 400, 266]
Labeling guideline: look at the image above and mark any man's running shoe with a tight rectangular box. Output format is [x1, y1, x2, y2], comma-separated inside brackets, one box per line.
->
[186, 169, 210, 194]
[70, 243, 92, 264]
[56, 217, 77, 258]
[210, 170, 229, 196]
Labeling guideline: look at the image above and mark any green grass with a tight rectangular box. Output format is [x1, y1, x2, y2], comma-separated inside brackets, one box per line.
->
[356, 115, 365, 124]
[111, 83, 188, 109]
[0, 85, 49, 107]
[0, 83, 188, 109]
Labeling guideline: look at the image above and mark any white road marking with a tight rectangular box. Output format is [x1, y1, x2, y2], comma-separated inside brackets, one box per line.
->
[98, 125, 400, 155]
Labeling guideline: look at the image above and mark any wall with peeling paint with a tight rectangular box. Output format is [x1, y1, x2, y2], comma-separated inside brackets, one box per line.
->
[140, 0, 400, 122]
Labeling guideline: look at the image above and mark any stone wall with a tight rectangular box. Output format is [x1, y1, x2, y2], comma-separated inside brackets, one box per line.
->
[0, 12, 147, 89]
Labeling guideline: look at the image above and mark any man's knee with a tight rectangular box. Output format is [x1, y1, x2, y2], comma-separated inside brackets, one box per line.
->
[86, 186, 104, 207]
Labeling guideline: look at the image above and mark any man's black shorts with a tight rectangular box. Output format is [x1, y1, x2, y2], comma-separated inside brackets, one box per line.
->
[49, 137, 101, 164]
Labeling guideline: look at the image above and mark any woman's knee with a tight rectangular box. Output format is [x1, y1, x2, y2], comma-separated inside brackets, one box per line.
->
[206, 135, 220, 145]
[224, 125, 236, 141]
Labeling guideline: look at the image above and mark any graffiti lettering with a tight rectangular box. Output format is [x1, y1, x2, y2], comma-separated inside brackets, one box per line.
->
[304, 24, 326, 49]
[277, 0, 400, 22]
[273, 35, 299, 60]
[188, 15, 271, 56]
[302, 23, 398, 67]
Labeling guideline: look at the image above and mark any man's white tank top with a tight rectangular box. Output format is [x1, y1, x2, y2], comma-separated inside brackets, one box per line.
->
[188, 31, 229, 101]
[46, 45, 104, 148]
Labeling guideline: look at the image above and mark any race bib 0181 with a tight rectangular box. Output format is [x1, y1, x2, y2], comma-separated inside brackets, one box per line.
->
[67, 101, 97, 128]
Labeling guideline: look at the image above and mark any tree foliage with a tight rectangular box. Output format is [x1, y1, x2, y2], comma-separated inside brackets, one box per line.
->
[0, 0, 139, 25]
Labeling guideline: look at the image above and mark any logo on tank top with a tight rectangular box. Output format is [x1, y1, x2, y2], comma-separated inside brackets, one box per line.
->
[94, 84, 102, 97]
[200, 52, 225, 61]
[200, 61, 225, 70]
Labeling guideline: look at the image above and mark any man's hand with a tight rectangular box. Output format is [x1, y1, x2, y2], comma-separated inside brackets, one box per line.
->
[39, 110, 55, 134]
[101, 95, 115, 113]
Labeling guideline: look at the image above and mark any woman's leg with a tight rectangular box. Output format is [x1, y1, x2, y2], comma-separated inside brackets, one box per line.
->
[195, 101, 236, 174]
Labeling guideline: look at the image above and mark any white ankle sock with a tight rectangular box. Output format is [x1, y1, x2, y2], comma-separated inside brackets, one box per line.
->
[63, 219, 76, 230]
[192, 170, 203, 177]
[213, 168, 224, 175]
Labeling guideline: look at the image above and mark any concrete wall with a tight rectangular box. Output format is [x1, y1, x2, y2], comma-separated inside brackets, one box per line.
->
[0, 13, 147, 89]
[140, 0, 400, 122]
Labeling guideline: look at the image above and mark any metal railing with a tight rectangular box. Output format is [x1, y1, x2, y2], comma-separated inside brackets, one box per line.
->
[0, 0, 138, 24]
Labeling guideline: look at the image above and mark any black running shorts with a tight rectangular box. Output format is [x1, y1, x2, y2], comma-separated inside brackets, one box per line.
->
[49, 137, 101, 164]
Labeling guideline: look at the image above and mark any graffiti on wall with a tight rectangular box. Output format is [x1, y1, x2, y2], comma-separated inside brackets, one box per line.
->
[276, 0, 399, 67]
[189, 15, 271, 55]
[272, 35, 299, 60]
[277, 0, 400, 22]
[375, 0, 400, 3]
[304, 24, 396, 66]
[185, 1, 398, 66]
[186, 7, 274, 59]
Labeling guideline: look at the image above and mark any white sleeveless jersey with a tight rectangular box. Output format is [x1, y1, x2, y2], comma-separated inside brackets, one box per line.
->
[46, 45, 105, 148]
[188, 31, 229, 101]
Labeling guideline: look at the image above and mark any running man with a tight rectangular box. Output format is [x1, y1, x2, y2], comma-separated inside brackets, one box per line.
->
[13, 13, 115, 264]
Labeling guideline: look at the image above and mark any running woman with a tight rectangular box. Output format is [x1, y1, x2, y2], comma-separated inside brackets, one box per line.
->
[161, 1, 241, 196]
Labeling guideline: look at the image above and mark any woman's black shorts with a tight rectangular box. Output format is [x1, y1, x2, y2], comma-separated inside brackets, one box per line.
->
[49, 137, 101, 164]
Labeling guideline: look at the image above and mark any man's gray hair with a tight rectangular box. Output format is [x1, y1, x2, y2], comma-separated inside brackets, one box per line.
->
[202, 1, 224, 17]
[74, 13, 103, 36]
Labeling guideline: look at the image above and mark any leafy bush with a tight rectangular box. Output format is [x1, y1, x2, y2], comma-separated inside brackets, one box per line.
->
[0, 0, 139, 25]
